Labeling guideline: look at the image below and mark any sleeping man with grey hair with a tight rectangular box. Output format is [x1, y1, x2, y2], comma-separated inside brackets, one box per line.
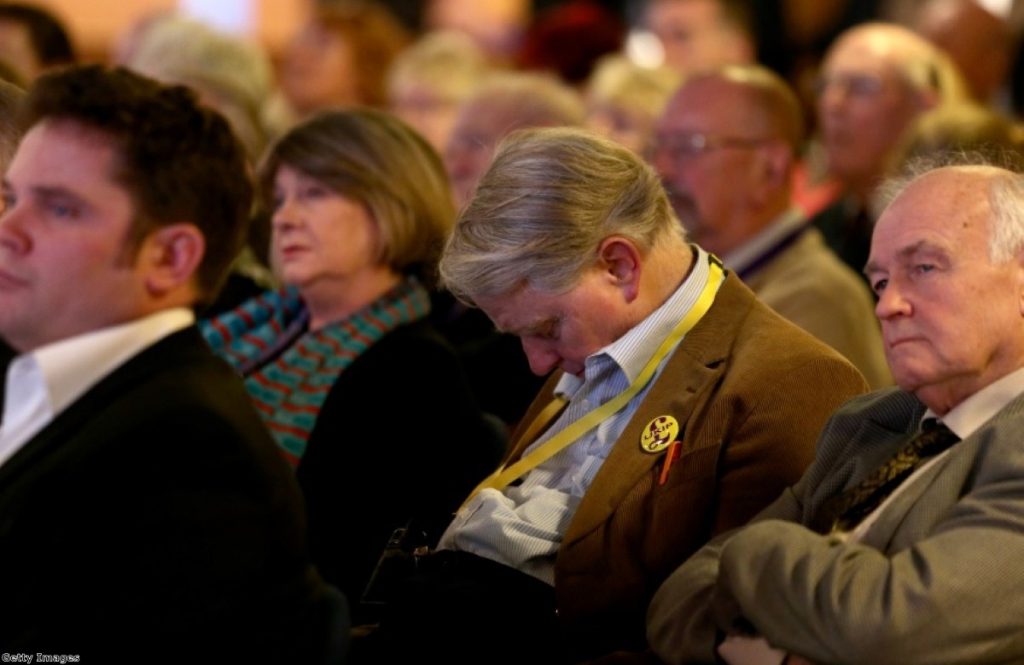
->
[648, 156, 1024, 665]
[358, 127, 868, 664]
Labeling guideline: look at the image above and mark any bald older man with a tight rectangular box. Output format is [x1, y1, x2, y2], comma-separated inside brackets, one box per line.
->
[444, 71, 583, 209]
[649, 156, 1024, 664]
[810, 22, 961, 274]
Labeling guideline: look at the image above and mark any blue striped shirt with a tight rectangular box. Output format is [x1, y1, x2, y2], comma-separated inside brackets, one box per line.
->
[438, 246, 716, 584]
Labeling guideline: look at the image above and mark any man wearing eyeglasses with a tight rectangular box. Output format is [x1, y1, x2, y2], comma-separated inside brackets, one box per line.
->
[810, 22, 957, 275]
[652, 64, 891, 388]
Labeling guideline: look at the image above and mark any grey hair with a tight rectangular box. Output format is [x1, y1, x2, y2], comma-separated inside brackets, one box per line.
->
[440, 126, 684, 303]
[876, 149, 1024, 262]
[124, 15, 273, 161]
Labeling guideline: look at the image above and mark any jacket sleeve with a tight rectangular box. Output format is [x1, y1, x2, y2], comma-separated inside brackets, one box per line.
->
[647, 355, 864, 664]
[711, 447, 1024, 665]
[647, 477, 807, 664]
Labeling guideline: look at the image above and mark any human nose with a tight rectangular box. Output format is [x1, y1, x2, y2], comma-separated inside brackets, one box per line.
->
[271, 195, 300, 231]
[874, 279, 911, 321]
[0, 203, 32, 255]
[521, 337, 560, 376]
[817, 76, 851, 119]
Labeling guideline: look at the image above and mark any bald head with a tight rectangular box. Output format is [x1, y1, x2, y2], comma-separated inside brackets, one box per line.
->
[687, 65, 804, 150]
[817, 23, 962, 200]
[868, 164, 1024, 412]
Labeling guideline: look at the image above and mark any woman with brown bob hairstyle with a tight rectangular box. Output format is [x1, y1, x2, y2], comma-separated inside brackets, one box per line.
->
[202, 109, 502, 620]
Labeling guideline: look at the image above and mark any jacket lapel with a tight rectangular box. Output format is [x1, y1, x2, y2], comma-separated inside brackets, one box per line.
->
[863, 391, 1024, 550]
[563, 274, 745, 546]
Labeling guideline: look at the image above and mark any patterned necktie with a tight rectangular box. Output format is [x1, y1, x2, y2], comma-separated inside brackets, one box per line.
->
[812, 418, 961, 534]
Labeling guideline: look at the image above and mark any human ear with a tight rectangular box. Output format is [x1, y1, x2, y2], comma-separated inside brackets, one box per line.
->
[141, 223, 205, 297]
[597, 235, 642, 302]
[751, 140, 792, 204]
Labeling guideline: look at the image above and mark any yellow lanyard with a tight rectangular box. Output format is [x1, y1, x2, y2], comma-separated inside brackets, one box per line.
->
[464, 257, 725, 503]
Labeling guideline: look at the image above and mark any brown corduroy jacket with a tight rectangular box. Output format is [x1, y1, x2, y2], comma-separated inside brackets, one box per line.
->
[505, 272, 870, 661]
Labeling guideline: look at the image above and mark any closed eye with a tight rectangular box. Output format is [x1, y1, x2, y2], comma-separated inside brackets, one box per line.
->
[523, 318, 560, 341]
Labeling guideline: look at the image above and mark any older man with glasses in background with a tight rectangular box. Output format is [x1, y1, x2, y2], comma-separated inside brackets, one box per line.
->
[808, 22, 965, 275]
[652, 64, 891, 388]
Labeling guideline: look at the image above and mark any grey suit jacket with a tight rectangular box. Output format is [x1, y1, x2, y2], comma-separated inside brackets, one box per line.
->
[648, 387, 1024, 665]
[741, 227, 891, 389]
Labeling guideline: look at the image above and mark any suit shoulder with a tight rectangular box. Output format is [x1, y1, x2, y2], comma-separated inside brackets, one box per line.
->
[822, 388, 923, 431]
[729, 279, 866, 377]
[753, 230, 875, 314]
[354, 318, 459, 367]
[78, 330, 275, 450]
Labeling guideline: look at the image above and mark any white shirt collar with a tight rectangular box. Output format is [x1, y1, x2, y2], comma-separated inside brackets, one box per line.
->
[0, 308, 194, 472]
[924, 366, 1024, 439]
[4, 308, 194, 425]
[36, 308, 194, 414]
[721, 208, 804, 275]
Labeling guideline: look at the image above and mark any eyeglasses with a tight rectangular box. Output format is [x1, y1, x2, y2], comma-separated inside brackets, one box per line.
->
[649, 131, 770, 162]
[815, 73, 887, 99]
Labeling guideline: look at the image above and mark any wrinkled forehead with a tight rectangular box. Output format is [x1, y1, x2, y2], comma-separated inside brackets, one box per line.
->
[825, 39, 905, 81]
[666, 76, 762, 126]
[824, 26, 936, 83]
[874, 167, 995, 251]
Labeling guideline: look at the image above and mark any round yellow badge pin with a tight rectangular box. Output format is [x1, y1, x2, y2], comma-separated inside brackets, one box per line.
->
[640, 415, 679, 453]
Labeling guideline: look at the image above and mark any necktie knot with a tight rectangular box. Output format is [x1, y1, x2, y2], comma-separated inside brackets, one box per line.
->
[812, 418, 961, 533]
[914, 418, 959, 457]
